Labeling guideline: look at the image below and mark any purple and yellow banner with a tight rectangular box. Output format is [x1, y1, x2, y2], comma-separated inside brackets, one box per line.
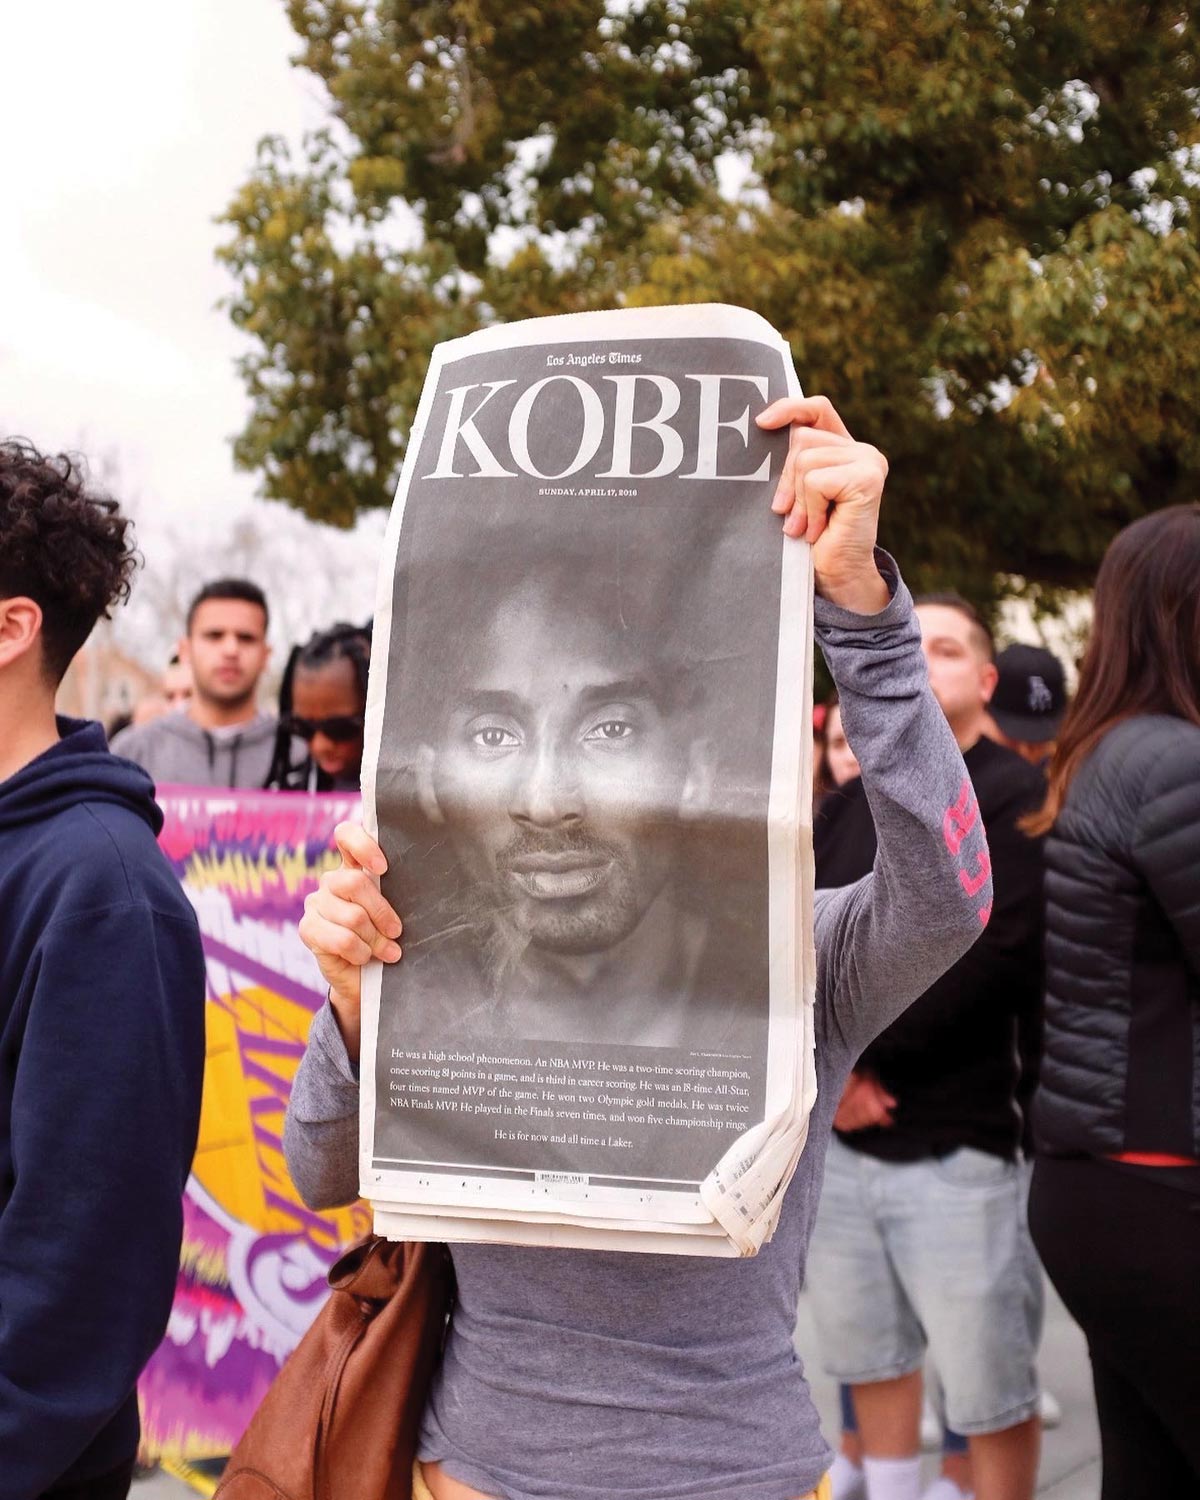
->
[137, 789, 370, 1479]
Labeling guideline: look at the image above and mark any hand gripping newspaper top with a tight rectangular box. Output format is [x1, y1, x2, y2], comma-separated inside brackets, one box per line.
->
[359, 303, 816, 1257]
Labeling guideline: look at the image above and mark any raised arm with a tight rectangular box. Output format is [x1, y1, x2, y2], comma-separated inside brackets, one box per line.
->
[758, 392, 990, 1065]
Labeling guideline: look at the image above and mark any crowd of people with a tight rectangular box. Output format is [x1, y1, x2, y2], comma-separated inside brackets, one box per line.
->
[0, 419, 1197, 1500]
[106, 580, 372, 796]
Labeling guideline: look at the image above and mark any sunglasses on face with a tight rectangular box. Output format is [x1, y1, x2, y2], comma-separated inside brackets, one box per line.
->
[282, 713, 365, 743]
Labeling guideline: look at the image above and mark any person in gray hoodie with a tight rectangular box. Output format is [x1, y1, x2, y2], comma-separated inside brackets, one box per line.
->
[112, 577, 279, 788]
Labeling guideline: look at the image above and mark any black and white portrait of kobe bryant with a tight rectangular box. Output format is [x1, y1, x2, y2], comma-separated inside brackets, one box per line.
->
[376, 507, 775, 1057]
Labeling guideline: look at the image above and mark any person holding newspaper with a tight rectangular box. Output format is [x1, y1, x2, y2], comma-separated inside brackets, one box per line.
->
[285, 394, 993, 1500]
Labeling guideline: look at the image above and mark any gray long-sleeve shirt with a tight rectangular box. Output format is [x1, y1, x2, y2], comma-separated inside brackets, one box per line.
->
[110, 710, 280, 790]
[283, 558, 991, 1500]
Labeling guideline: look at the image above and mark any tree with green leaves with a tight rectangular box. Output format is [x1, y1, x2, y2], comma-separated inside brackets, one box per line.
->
[220, 0, 1199, 605]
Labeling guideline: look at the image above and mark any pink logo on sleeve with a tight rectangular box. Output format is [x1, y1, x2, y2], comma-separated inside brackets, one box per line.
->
[959, 848, 991, 898]
[942, 778, 991, 925]
[942, 780, 979, 856]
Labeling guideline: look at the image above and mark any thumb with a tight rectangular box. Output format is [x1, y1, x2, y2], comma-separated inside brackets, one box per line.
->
[333, 821, 388, 876]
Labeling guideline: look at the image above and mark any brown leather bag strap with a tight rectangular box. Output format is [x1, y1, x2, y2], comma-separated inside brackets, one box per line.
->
[314, 1304, 373, 1500]
[329, 1235, 410, 1305]
[327, 1234, 386, 1289]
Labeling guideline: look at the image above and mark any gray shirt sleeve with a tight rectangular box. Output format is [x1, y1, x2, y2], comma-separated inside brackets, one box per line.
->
[812, 552, 992, 1065]
[284, 552, 992, 1210]
[284, 1000, 361, 1209]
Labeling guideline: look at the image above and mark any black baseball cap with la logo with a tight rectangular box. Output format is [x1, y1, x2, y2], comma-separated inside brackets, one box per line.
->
[991, 644, 1067, 744]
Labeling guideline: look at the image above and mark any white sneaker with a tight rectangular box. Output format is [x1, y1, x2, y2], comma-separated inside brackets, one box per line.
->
[828, 1452, 867, 1500]
[1039, 1388, 1063, 1428]
[921, 1480, 974, 1500]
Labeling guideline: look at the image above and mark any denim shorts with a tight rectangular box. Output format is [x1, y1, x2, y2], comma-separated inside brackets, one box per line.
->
[806, 1136, 1043, 1436]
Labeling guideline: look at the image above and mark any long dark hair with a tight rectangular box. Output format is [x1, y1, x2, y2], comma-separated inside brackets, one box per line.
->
[264, 621, 372, 790]
[1025, 503, 1200, 836]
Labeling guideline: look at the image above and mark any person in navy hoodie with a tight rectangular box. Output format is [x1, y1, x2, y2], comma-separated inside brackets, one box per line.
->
[0, 440, 205, 1500]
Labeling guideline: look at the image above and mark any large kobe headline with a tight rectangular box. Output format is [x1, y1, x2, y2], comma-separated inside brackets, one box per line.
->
[422, 369, 777, 485]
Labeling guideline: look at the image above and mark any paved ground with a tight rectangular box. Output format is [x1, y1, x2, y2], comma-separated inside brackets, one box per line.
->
[136, 1275, 1099, 1499]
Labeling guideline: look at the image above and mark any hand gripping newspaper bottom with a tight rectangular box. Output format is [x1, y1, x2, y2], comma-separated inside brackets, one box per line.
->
[358, 303, 817, 1257]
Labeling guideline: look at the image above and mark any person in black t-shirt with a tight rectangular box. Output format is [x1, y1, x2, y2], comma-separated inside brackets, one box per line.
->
[813, 691, 874, 892]
[808, 595, 1046, 1500]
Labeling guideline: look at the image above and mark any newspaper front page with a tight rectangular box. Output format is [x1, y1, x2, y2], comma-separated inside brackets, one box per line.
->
[360, 304, 816, 1257]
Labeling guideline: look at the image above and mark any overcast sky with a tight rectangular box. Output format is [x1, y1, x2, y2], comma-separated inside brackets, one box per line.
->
[0, 0, 327, 526]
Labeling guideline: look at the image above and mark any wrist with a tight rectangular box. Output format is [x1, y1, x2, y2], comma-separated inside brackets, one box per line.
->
[328, 987, 362, 1066]
[814, 562, 890, 615]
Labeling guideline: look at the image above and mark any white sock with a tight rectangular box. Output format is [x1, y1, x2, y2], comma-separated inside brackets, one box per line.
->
[829, 1451, 867, 1500]
[920, 1480, 973, 1500]
[863, 1453, 922, 1500]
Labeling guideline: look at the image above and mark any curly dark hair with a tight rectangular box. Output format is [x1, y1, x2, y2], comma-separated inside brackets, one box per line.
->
[0, 439, 139, 682]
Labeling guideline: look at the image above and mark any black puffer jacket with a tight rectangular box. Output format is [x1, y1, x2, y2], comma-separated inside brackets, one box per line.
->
[1036, 714, 1200, 1159]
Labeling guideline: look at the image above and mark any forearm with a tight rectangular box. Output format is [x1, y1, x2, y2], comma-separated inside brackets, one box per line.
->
[284, 1001, 363, 1210]
[813, 554, 992, 1061]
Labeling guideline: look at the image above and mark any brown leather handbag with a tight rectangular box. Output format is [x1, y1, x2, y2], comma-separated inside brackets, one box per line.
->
[214, 1236, 454, 1500]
